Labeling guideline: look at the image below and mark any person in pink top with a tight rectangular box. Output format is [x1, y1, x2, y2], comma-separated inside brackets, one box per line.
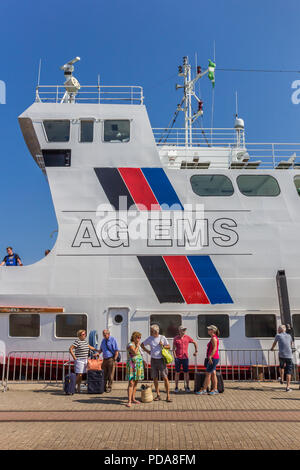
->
[196, 325, 220, 396]
[173, 326, 198, 393]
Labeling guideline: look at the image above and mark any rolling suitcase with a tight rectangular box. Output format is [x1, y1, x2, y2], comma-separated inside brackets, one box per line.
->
[194, 371, 224, 393]
[64, 373, 76, 395]
[87, 369, 105, 394]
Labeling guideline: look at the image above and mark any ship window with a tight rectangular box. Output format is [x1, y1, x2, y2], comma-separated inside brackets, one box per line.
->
[43, 120, 70, 142]
[80, 120, 94, 142]
[292, 314, 300, 337]
[9, 314, 40, 337]
[55, 314, 87, 338]
[197, 315, 229, 338]
[245, 314, 277, 337]
[237, 175, 280, 196]
[103, 120, 130, 142]
[293, 176, 300, 197]
[190, 175, 234, 196]
[149, 315, 181, 338]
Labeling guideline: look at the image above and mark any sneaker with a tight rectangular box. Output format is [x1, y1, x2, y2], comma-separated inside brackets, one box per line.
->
[195, 390, 207, 395]
[174, 387, 179, 393]
[185, 387, 191, 393]
[209, 390, 219, 395]
[286, 388, 292, 392]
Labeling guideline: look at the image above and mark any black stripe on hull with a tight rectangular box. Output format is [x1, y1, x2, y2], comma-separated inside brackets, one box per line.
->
[138, 256, 184, 304]
[94, 168, 135, 210]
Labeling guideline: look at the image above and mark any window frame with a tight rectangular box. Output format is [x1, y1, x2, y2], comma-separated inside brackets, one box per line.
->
[79, 119, 95, 143]
[102, 119, 131, 143]
[237, 175, 281, 197]
[149, 314, 182, 339]
[293, 175, 300, 197]
[9, 313, 41, 338]
[42, 120, 71, 143]
[197, 314, 230, 339]
[245, 313, 277, 338]
[55, 313, 88, 339]
[190, 174, 234, 197]
[292, 314, 300, 337]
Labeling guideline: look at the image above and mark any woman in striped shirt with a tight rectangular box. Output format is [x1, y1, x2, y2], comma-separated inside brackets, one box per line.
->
[69, 330, 98, 393]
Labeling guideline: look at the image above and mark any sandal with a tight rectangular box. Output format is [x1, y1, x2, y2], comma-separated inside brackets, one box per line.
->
[166, 398, 172, 403]
[125, 403, 132, 408]
[154, 396, 161, 401]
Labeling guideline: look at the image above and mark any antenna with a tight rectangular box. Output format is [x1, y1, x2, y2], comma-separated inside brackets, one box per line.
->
[235, 91, 238, 117]
[37, 59, 42, 87]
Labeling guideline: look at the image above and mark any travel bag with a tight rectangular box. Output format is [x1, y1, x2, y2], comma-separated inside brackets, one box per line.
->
[87, 358, 102, 371]
[87, 369, 105, 394]
[64, 373, 76, 395]
[194, 371, 224, 393]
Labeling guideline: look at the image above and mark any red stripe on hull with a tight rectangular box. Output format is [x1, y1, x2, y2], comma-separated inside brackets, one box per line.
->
[118, 168, 160, 210]
[163, 256, 210, 304]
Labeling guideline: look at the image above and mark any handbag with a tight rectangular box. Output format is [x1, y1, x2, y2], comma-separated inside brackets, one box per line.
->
[161, 346, 173, 365]
[105, 339, 121, 362]
[87, 358, 103, 371]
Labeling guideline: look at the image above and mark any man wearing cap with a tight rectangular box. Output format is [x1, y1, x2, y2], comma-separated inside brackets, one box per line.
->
[141, 324, 172, 402]
[173, 326, 198, 393]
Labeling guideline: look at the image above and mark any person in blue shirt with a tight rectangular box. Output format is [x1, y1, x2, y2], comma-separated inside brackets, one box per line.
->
[271, 325, 294, 392]
[0, 247, 23, 266]
[98, 329, 119, 392]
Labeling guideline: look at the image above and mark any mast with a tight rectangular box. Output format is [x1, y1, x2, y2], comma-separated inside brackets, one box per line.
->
[176, 56, 209, 147]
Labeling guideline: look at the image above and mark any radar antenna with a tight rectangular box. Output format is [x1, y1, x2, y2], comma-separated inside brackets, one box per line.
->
[60, 57, 81, 103]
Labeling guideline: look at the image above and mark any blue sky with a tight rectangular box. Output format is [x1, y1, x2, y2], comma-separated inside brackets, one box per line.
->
[0, 0, 300, 264]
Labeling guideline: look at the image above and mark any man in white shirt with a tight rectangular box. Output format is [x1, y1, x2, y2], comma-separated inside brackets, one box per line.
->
[141, 324, 172, 402]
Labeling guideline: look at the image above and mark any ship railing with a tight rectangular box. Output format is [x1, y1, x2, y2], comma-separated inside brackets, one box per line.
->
[154, 129, 300, 170]
[154, 127, 238, 147]
[3, 351, 72, 391]
[218, 348, 300, 382]
[0, 352, 5, 392]
[35, 85, 144, 105]
[2, 348, 300, 391]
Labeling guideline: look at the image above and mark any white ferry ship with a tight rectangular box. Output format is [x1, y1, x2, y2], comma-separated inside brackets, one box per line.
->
[1, 56, 299, 372]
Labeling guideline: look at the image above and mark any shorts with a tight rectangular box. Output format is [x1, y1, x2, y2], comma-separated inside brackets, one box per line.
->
[204, 357, 219, 373]
[175, 358, 189, 373]
[279, 357, 293, 375]
[74, 358, 88, 374]
[151, 358, 168, 379]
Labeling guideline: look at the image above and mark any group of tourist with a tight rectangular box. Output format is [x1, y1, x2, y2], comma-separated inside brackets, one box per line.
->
[69, 323, 222, 407]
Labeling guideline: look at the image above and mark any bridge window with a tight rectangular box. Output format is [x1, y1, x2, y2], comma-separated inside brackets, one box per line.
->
[9, 314, 40, 337]
[43, 120, 70, 142]
[245, 314, 276, 337]
[103, 120, 130, 142]
[237, 175, 280, 196]
[55, 314, 87, 338]
[197, 315, 229, 338]
[149, 314, 181, 338]
[80, 120, 94, 142]
[293, 176, 300, 196]
[190, 175, 234, 196]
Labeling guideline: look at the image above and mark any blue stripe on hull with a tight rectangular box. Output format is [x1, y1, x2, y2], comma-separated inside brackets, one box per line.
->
[187, 256, 233, 304]
[141, 168, 184, 210]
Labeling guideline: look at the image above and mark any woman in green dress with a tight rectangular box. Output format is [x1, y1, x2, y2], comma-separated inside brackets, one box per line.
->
[125, 331, 144, 407]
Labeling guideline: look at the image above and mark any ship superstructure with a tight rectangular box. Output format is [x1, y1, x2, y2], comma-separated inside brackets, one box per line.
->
[1, 57, 300, 364]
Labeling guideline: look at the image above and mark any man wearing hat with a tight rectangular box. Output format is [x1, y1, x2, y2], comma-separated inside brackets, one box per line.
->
[173, 326, 198, 393]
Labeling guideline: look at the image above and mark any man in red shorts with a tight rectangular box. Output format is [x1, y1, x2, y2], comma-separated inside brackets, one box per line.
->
[173, 326, 198, 393]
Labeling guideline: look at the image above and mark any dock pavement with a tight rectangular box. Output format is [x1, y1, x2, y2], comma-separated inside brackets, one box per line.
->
[0, 381, 300, 450]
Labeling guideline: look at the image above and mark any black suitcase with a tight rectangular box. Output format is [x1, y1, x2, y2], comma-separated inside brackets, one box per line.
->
[194, 371, 224, 393]
[87, 369, 105, 394]
[64, 373, 76, 395]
